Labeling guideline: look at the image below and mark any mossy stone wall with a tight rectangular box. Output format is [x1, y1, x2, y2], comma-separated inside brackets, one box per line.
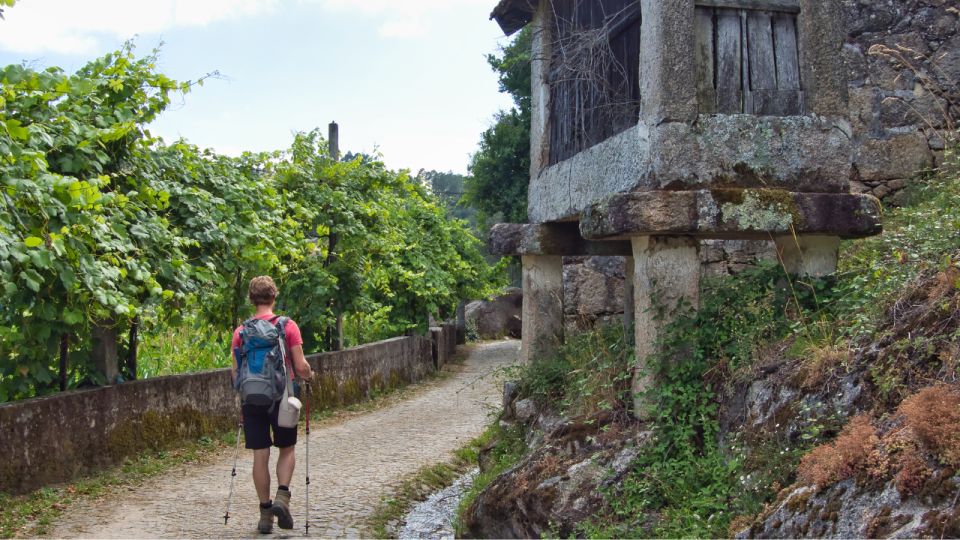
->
[0, 330, 451, 495]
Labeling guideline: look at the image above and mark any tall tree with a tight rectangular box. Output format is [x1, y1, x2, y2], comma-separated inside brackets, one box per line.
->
[463, 28, 532, 229]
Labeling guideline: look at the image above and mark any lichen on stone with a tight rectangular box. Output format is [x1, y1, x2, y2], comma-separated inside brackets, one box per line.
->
[720, 189, 798, 232]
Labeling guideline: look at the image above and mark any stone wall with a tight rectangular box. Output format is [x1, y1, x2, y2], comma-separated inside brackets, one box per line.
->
[0, 334, 440, 495]
[844, 0, 959, 204]
[563, 240, 778, 329]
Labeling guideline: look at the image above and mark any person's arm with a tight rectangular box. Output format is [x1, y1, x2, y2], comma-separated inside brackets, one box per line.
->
[230, 327, 241, 386]
[290, 345, 313, 380]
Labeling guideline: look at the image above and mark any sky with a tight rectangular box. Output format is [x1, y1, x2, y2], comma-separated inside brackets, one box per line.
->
[0, 0, 516, 174]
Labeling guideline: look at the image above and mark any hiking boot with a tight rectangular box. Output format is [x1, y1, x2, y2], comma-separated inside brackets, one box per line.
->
[258, 504, 274, 534]
[271, 488, 294, 530]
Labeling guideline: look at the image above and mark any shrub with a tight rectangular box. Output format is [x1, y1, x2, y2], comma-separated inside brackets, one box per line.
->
[897, 385, 960, 467]
[797, 415, 878, 488]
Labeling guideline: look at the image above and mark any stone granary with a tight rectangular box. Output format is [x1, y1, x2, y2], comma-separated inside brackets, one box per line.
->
[487, 0, 883, 409]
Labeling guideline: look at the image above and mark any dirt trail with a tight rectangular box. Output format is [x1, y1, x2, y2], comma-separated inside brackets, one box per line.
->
[46, 340, 519, 539]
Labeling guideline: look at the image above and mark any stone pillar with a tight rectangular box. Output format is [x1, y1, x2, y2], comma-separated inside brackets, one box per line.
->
[455, 301, 466, 345]
[798, 0, 848, 117]
[92, 322, 119, 384]
[529, 2, 551, 178]
[520, 255, 564, 364]
[632, 236, 700, 415]
[623, 257, 635, 345]
[639, 0, 697, 124]
[774, 235, 841, 277]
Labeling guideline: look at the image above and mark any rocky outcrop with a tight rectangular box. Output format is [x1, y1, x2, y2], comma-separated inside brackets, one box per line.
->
[724, 267, 960, 538]
[461, 409, 645, 539]
[465, 288, 523, 340]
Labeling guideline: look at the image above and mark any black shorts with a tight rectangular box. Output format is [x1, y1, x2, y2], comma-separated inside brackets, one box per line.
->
[242, 401, 297, 450]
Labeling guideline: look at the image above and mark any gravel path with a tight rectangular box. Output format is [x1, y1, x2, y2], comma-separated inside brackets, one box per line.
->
[46, 340, 519, 539]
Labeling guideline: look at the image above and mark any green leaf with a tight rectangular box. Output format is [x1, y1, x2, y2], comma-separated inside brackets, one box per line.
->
[21, 269, 43, 292]
[4, 119, 29, 141]
[63, 309, 84, 325]
[23, 236, 43, 248]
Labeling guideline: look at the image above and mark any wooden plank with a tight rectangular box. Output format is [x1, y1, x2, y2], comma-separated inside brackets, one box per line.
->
[747, 11, 776, 114]
[694, 0, 799, 13]
[740, 10, 753, 114]
[715, 9, 742, 113]
[773, 12, 802, 114]
[695, 7, 717, 114]
[773, 14, 800, 89]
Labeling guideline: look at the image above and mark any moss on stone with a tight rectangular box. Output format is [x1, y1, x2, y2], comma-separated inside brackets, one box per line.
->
[719, 189, 801, 232]
[104, 407, 233, 463]
[785, 490, 811, 513]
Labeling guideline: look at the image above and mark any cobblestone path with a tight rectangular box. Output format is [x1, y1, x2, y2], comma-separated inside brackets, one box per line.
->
[47, 340, 519, 539]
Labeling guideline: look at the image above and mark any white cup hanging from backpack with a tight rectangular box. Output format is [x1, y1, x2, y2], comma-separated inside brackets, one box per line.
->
[275, 330, 301, 429]
[278, 394, 301, 428]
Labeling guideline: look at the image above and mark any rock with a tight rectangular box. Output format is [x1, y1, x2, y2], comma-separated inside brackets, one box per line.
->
[461, 414, 645, 539]
[872, 185, 892, 199]
[502, 381, 519, 417]
[886, 188, 912, 207]
[563, 256, 626, 325]
[855, 133, 934, 182]
[886, 178, 906, 191]
[400, 470, 477, 540]
[747, 473, 960, 538]
[465, 288, 522, 340]
[514, 399, 538, 422]
[849, 180, 870, 194]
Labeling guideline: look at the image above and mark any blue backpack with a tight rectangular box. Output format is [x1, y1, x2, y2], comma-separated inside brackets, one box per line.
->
[234, 316, 289, 408]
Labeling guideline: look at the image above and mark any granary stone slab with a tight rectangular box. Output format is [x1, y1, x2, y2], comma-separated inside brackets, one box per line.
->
[488, 223, 631, 257]
[579, 190, 882, 240]
[528, 116, 853, 223]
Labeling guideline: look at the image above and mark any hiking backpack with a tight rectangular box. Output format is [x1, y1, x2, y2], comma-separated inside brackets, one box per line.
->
[234, 316, 289, 407]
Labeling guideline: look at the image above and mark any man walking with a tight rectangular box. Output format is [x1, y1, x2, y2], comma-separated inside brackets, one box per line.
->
[231, 276, 314, 534]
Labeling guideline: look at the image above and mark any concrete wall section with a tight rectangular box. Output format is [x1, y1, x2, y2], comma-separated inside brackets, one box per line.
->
[1, 334, 444, 495]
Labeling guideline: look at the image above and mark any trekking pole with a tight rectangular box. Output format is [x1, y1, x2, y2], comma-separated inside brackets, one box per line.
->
[224, 414, 243, 526]
[304, 380, 311, 536]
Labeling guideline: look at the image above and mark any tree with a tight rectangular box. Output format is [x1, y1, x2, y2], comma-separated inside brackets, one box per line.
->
[463, 27, 533, 230]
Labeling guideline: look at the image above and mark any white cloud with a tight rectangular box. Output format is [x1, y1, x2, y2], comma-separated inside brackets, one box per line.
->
[311, 0, 491, 39]
[0, 0, 278, 55]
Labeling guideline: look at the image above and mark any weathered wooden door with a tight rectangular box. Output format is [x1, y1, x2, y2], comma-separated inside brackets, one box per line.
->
[694, 0, 804, 116]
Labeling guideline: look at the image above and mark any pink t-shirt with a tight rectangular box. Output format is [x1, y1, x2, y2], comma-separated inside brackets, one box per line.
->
[232, 313, 304, 378]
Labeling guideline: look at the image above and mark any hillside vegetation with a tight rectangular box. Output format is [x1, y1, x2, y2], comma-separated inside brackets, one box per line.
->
[460, 138, 960, 538]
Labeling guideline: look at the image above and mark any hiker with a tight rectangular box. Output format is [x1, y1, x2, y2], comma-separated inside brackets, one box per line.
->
[230, 276, 314, 534]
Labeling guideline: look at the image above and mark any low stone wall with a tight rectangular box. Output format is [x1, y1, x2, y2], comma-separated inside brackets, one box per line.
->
[429, 324, 458, 369]
[0, 334, 440, 495]
[305, 336, 434, 409]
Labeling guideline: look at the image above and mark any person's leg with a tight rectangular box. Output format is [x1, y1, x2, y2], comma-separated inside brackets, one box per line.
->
[269, 409, 299, 530]
[252, 448, 272, 502]
[242, 404, 275, 534]
[276, 445, 296, 487]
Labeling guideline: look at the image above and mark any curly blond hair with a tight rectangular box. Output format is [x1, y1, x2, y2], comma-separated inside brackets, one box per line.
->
[248, 276, 278, 306]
